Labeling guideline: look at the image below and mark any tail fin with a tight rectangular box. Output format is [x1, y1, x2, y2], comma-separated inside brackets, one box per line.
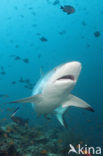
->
[55, 106, 68, 127]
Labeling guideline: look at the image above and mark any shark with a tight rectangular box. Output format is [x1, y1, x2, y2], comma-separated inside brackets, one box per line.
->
[8, 61, 94, 126]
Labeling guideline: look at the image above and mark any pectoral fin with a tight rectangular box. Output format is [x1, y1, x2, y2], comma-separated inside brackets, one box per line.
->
[63, 94, 94, 112]
[6, 94, 41, 104]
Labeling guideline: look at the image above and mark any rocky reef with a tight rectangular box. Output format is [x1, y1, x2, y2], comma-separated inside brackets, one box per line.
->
[0, 114, 86, 156]
[0, 121, 70, 156]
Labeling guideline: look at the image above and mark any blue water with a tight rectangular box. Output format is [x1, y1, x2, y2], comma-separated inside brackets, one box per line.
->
[0, 0, 103, 155]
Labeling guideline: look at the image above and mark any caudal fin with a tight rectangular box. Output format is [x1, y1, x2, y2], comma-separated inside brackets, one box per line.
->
[55, 106, 68, 127]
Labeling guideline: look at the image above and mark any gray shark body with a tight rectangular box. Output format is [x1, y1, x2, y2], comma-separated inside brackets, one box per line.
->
[9, 61, 94, 126]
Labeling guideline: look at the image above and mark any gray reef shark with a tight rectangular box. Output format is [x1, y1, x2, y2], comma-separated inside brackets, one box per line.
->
[9, 61, 94, 126]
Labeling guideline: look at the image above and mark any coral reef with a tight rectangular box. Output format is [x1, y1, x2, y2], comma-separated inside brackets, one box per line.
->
[0, 122, 66, 156]
[0, 115, 85, 156]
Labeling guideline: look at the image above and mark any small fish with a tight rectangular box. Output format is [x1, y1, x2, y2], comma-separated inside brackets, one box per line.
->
[61, 5, 75, 15]
[11, 107, 20, 117]
[53, 0, 59, 5]
[11, 115, 28, 126]
[23, 58, 29, 64]
[15, 56, 21, 60]
[94, 31, 100, 37]
[12, 81, 16, 84]
[40, 37, 48, 42]
[19, 77, 24, 83]
[1, 71, 6, 75]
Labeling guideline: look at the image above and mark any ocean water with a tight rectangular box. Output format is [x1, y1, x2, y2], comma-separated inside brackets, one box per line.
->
[0, 0, 103, 155]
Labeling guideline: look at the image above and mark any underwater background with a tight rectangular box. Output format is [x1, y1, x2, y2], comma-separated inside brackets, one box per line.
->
[0, 0, 103, 155]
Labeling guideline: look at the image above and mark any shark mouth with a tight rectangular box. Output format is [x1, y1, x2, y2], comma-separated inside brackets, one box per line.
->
[57, 75, 75, 81]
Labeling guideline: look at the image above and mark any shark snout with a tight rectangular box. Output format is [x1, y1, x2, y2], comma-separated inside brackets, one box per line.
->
[64, 61, 82, 82]
[53, 61, 81, 90]
[71, 61, 81, 68]
[65, 61, 81, 71]
[48, 61, 82, 86]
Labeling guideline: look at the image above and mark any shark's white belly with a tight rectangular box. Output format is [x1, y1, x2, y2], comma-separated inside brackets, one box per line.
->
[32, 80, 69, 115]
[33, 93, 64, 115]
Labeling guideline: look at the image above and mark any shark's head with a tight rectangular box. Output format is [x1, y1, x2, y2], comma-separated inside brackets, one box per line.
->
[43, 61, 82, 96]
[54, 61, 81, 82]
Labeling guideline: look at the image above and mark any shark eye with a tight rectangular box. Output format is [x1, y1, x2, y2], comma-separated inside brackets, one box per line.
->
[57, 75, 74, 81]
